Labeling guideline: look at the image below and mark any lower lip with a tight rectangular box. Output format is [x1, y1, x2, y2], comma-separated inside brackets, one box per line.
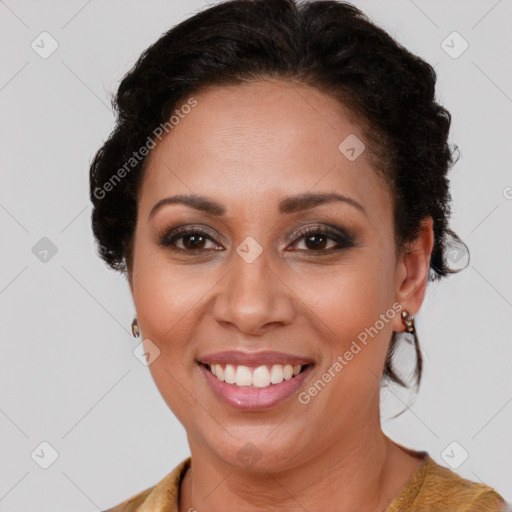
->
[199, 363, 314, 411]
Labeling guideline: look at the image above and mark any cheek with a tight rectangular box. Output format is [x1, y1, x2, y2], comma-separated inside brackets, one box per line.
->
[132, 226, 192, 304]
[131, 249, 204, 358]
[132, 257, 206, 418]
[291, 257, 394, 383]
[294, 256, 393, 332]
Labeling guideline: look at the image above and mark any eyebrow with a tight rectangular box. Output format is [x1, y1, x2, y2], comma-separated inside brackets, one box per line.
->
[148, 192, 367, 219]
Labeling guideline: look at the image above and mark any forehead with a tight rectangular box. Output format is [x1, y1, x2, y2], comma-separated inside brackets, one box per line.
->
[139, 80, 392, 223]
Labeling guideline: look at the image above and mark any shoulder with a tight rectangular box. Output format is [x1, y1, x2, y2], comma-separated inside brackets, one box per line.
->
[102, 486, 155, 512]
[101, 457, 191, 512]
[413, 455, 507, 511]
[387, 454, 509, 512]
[426, 456, 504, 505]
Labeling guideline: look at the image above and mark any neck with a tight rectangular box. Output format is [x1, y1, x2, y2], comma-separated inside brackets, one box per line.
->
[179, 413, 410, 512]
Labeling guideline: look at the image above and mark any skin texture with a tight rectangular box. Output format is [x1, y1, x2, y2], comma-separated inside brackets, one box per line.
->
[127, 80, 434, 512]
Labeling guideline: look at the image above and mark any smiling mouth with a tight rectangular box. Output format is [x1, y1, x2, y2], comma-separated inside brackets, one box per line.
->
[199, 362, 313, 389]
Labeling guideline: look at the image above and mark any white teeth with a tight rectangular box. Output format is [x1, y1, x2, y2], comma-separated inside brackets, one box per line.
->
[270, 364, 284, 384]
[252, 365, 271, 388]
[224, 364, 236, 384]
[215, 364, 224, 381]
[235, 365, 252, 386]
[207, 363, 307, 388]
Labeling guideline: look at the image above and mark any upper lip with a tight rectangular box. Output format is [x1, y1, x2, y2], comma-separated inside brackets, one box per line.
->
[198, 350, 315, 367]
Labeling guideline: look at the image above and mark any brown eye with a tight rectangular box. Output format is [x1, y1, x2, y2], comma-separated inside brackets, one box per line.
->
[159, 227, 223, 252]
[157, 223, 354, 256]
[288, 226, 354, 253]
[178, 232, 209, 250]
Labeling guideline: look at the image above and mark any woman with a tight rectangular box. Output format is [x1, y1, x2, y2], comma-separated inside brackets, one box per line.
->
[90, 0, 509, 510]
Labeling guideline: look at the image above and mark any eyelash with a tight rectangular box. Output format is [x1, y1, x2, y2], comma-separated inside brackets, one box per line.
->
[156, 224, 355, 255]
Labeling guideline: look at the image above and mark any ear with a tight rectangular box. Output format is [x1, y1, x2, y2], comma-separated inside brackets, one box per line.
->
[392, 216, 434, 333]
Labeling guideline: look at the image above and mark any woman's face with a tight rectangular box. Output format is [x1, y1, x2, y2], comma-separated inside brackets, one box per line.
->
[128, 80, 426, 471]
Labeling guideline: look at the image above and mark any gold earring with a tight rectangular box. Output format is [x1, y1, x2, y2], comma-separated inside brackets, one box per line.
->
[131, 318, 140, 338]
[401, 310, 415, 334]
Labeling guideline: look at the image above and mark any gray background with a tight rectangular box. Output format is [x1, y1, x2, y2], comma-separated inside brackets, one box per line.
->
[1, 0, 511, 510]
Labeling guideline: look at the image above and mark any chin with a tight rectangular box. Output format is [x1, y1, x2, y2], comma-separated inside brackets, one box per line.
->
[199, 425, 309, 473]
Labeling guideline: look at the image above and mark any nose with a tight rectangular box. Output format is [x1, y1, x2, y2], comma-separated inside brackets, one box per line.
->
[212, 248, 295, 336]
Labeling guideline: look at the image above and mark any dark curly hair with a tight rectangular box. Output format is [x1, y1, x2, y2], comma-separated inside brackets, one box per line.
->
[89, 0, 468, 391]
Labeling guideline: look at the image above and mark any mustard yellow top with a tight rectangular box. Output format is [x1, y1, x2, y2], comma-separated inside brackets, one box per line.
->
[103, 452, 509, 512]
